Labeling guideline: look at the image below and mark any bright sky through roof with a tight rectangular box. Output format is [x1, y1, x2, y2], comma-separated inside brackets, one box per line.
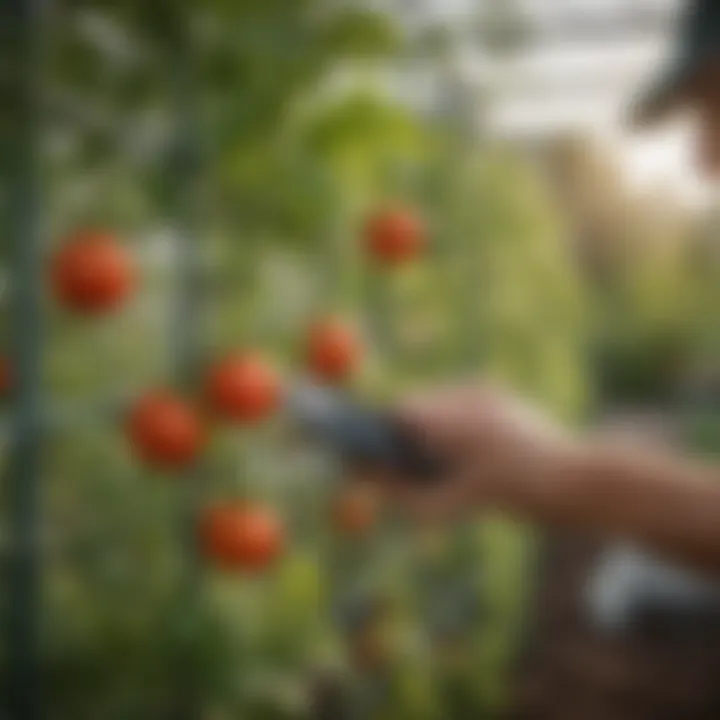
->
[427, 0, 714, 208]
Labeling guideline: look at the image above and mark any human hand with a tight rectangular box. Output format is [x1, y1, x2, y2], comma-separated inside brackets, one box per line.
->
[356, 383, 578, 524]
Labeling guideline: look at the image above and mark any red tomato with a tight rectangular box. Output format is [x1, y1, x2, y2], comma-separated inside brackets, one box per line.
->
[364, 207, 425, 264]
[126, 391, 205, 470]
[51, 230, 135, 314]
[306, 318, 362, 383]
[331, 488, 378, 535]
[0, 356, 11, 396]
[205, 352, 281, 423]
[199, 503, 284, 572]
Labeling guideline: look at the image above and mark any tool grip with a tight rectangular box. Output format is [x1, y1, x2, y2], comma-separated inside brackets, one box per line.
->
[286, 384, 445, 483]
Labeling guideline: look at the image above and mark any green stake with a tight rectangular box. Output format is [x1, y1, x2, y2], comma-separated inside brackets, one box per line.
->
[2, 1, 47, 718]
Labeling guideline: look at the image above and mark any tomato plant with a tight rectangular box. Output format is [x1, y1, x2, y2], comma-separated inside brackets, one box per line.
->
[50, 230, 136, 314]
[199, 502, 284, 572]
[364, 206, 425, 265]
[126, 391, 205, 470]
[306, 318, 362, 383]
[205, 352, 281, 423]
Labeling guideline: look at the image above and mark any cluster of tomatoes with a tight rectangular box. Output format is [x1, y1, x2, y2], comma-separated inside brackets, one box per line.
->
[2, 206, 424, 573]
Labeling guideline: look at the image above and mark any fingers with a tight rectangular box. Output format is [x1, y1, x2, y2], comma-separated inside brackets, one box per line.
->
[344, 382, 505, 526]
[345, 381, 569, 529]
[396, 382, 501, 425]
[394, 383, 493, 451]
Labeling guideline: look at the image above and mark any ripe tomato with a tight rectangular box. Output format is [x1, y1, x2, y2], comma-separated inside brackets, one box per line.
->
[306, 318, 361, 383]
[205, 352, 281, 423]
[51, 230, 135, 314]
[364, 207, 425, 264]
[0, 356, 11, 396]
[126, 391, 205, 470]
[331, 488, 378, 535]
[199, 503, 284, 572]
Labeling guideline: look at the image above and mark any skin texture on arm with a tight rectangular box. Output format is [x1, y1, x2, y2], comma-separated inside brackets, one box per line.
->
[553, 442, 720, 577]
[363, 385, 720, 577]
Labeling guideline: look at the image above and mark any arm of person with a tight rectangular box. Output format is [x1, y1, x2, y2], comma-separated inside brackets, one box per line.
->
[382, 385, 720, 578]
[530, 441, 720, 577]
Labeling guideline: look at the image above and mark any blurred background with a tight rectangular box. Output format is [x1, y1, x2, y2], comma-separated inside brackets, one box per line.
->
[1, 0, 719, 718]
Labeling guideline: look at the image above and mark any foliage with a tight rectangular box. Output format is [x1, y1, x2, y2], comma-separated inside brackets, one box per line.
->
[8, 1, 718, 720]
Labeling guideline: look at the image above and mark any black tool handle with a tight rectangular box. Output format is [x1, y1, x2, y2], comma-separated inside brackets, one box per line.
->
[286, 384, 445, 483]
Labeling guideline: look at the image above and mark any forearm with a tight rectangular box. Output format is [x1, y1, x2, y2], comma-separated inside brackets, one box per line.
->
[530, 442, 720, 575]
